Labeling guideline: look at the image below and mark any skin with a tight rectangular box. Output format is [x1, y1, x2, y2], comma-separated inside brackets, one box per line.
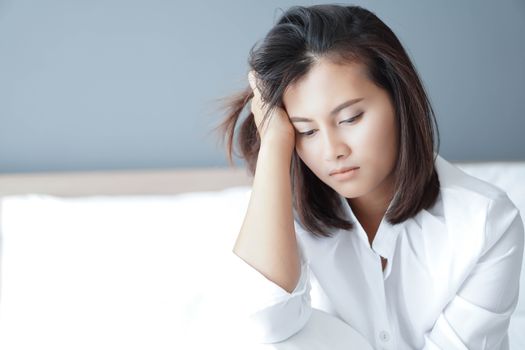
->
[282, 58, 399, 259]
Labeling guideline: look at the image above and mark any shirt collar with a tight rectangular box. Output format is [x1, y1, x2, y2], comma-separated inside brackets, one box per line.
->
[337, 188, 408, 259]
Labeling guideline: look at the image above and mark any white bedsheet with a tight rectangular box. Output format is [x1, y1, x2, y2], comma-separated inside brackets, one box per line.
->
[0, 160, 523, 349]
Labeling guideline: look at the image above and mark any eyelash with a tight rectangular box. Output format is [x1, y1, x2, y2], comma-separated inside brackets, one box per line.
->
[298, 112, 364, 137]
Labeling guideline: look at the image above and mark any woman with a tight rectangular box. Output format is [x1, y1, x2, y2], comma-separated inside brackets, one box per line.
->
[215, 4, 524, 349]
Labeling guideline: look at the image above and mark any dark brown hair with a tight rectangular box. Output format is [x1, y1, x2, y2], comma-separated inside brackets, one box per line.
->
[212, 4, 440, 238]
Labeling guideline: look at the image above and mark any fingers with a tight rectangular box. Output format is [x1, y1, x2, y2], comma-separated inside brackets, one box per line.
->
[247, 70, 262, 99]
[248, 70, 262, 109]
[248, 70, 256, 90]
[247, 70, 265, 132]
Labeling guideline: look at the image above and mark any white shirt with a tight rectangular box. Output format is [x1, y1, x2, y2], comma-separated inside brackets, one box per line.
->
[231, 154, 524, 349]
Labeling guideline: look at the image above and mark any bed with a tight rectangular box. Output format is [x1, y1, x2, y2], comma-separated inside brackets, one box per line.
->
[0, 160, 524, 349]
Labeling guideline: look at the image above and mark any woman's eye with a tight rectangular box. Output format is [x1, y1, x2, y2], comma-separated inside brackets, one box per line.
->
[340, 112, 364, 124]
[298, 113, 363, 138]
[298, 130, 316, 137]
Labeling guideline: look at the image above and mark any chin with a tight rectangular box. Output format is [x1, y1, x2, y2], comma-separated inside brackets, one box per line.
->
[334, 183, 370, 200]
[339, 191, 364, 200]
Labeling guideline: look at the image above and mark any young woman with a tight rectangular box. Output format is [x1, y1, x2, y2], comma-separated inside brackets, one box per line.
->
[215, 4, 524, 349]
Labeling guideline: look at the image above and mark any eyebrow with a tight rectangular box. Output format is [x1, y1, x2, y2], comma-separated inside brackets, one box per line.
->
[289, 97, 364, 123]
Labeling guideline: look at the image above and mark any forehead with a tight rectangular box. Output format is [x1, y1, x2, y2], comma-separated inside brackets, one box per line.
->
[283, 60, 374, 110]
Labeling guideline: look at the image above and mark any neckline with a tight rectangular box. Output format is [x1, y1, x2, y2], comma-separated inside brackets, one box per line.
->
[337, 189, 408, 257]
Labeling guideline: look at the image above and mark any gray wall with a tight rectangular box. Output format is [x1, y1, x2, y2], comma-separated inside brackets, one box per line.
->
[1, 0, 524, 173]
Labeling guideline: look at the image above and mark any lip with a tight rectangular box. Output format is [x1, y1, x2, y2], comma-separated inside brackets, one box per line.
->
[330, 166, 359, 176]
[329, 167, 360, 181]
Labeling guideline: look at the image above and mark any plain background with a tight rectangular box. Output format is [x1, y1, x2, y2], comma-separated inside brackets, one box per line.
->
[0, 0, 524, 173]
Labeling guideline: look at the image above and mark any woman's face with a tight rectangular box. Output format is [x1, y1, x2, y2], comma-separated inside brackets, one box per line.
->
[282, 59, 399, 206]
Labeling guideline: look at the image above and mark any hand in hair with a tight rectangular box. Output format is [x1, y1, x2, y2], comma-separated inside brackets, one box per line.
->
[248, 70, 295, 148]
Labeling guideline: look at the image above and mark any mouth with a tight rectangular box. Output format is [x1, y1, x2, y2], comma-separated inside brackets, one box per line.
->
[329, 167, 360, 181]
[330, 167, 359, 176]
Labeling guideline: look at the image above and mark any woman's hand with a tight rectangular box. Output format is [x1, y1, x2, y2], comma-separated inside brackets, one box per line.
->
[248, 70, 295, 149]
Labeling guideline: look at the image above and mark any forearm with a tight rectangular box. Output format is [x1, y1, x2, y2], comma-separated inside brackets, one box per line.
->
[232, 138, 300, 293]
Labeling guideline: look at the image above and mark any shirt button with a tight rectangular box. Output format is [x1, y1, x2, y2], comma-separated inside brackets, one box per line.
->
[379, 330, 390, 342]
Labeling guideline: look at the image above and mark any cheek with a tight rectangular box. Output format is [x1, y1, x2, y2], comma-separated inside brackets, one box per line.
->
[362, 117, 398, 172]
[377, 117, 398, 154]
[295, 142, 322, 171]
[295, 139, 314, 158]
[361, 114, 397, 152]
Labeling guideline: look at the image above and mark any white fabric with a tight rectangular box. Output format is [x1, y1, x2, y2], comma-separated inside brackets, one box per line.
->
[0, 186, 371, 349]
[454, 160, 525, 350]
[0, 188, 376, 349]
[0, 155, 524, 349]
[266, 308, 374, 350]
[233, 154, 524, 349]
[0, 188, 254, 349]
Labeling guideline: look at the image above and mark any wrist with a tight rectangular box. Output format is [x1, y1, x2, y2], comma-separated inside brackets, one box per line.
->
[260, 131, 295, 151]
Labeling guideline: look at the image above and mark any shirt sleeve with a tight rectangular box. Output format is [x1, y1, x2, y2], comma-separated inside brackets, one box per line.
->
[228, 230, 313, 344]
[422, 193, 525, 350]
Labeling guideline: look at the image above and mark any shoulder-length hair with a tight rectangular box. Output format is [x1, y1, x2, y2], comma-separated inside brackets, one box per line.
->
[212, 4, 440, 238]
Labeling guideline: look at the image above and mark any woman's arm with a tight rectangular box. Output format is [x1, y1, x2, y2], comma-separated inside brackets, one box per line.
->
[229, 72, 312, 344]
[233, 70, 300, 293]
[231, 135, 313, 344]
[422, 193, 524, 349]
[232, 136, 300, 293]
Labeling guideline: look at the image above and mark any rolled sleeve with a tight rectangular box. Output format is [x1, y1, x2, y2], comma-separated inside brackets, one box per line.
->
[423, 193, 525, 349]
[228, 240, 312, 344]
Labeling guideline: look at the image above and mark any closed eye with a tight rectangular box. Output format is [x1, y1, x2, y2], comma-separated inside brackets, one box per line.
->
[297, 112, 363, 137]
[340, 112, 363, 124]
[298, 130, 316, 136]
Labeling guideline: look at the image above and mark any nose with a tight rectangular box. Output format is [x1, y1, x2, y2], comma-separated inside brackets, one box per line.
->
[322, 130, 350, 161]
